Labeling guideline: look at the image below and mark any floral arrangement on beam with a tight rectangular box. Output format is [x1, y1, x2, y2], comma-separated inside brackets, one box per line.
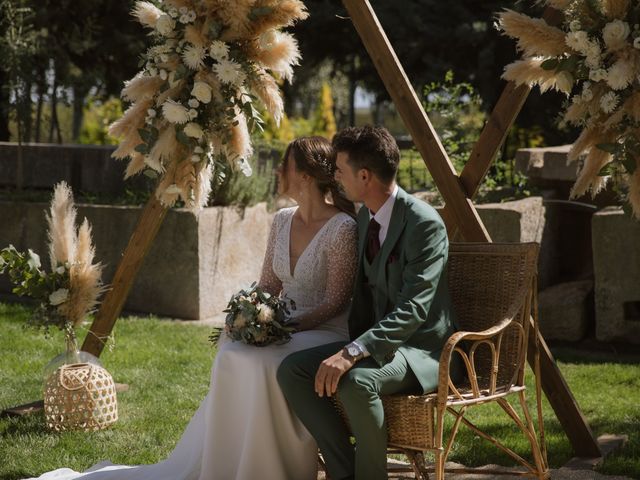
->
[108, 0, 308, 211]
[498, 0, 640, 218]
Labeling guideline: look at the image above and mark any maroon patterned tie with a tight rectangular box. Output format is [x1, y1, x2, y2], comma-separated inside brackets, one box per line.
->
[366, 218, 381, 263]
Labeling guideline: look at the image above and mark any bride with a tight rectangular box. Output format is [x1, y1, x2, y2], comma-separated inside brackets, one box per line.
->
[26, 136, 358, 480]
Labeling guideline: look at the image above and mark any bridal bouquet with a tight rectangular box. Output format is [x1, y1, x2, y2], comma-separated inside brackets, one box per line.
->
[108, 0, 308, 211]
[211, 283, 296, 346]
[498, 0, 640, 218]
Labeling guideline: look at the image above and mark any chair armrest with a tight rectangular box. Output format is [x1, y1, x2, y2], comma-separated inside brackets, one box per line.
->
[436, 317, 516, 404]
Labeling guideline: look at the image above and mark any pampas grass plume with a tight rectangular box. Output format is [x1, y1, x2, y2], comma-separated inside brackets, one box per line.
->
[47, 182, 77, 268]
[499, 10, 567, 57]
[629, 168, 640, 219]
[133, 1, 163, 29]
[602, 0, 629, 19]
[570, 146, 613, 198]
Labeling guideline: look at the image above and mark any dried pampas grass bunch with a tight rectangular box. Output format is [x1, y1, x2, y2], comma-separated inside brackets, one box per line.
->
[498, 1, 640, 218]
[109, 0, 308, 212]
[46, 182, 106, 330]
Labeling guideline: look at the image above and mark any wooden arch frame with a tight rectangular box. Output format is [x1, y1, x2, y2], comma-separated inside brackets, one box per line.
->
[81, 0, 601, 460]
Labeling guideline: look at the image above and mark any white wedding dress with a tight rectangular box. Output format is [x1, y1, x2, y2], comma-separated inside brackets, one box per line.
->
[25, 207, 358, 480]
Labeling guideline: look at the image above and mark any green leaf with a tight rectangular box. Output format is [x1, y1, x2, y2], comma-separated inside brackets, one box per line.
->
[209, 21, 222, 38]
[597, 163, 614, 176]
[596, 143, 619, 154]
[143, 170, 158, 179]
[175, 128, 192, 146]
[540, 58, 559, 71]
[622, 153, 638, 174]
[134, 143, 149, 154]
[138, 128, 152, 143]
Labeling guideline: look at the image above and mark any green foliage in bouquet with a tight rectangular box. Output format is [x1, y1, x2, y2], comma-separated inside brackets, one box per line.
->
[210, 283, 296, 347]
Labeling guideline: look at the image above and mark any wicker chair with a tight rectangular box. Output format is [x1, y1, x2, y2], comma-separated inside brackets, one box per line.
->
[323, 242, 549, 479]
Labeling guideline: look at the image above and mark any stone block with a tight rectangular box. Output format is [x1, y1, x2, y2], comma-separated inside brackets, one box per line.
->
[515, 145, 578, 182]
[592, 207, 640, 343]
[0, 201, 274, 320]
[538, 280, 592, 342]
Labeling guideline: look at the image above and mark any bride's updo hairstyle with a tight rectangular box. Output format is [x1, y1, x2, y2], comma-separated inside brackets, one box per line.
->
[283, 136, 356, 217]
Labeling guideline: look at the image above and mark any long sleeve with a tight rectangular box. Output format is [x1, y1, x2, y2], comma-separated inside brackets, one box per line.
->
[293, 219, 358, 330]
[257, 213, 283, 297]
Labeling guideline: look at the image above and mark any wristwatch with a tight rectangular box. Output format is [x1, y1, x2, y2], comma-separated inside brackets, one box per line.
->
[343, 342, 364, 362]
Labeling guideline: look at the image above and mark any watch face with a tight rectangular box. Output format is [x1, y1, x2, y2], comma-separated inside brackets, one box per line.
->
[347, 345, 360, 357]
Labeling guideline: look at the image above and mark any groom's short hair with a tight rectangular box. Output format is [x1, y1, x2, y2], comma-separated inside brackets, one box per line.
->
[332, 125, 399, 184]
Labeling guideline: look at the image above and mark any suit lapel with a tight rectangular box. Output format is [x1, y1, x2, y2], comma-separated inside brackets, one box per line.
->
[376, 188, 407, 272]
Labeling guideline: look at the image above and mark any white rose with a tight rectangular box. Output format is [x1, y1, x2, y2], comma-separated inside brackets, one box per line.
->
[147, 108, 157, 118]
[190, 154, 201, 163]
[556, 71, 574, 94]
[191, 81, 212, 104]
[589, 69, 607, 82]
[156, 14, 175, 36]
[49, 288, 69, 306]
[159, 69, 168, 80]
[603, 20, 630, 49]
[162, 99, 190, 124]
[184, 122, 204, 139]
[55, 266, 66, 274]
[194, 146, 204, 154]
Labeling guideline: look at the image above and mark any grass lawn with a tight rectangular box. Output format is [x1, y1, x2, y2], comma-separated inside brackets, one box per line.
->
[1, 302, 639, 479]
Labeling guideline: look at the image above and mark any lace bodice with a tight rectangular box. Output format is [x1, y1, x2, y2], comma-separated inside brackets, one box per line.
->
[258, 207, 358, 333]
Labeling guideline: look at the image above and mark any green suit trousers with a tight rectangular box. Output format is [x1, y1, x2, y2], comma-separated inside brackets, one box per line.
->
[277, 341, 423, 480]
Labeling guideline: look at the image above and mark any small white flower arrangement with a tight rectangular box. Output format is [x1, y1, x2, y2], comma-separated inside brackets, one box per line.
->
[210, 283, 297, 347]
[498, 1, 640, 218]
[109, 1, 308, 211]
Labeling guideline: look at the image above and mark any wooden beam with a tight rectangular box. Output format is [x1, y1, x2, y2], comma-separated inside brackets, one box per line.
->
[341, 0, 491, 242]
[441, 82, 531, 238]
[81, 193, 168, 357]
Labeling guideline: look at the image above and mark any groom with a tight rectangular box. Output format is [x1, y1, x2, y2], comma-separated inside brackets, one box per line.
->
[277, 125, 459, 480]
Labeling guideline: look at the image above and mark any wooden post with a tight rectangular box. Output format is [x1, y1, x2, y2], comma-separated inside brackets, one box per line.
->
[341, 0, 491, 243]
[81, 193, 168, 357]
[341, 0, 600, 458]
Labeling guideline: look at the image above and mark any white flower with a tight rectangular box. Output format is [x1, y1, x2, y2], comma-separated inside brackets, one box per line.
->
[148, 67, 158, 77]
[257, 305, 274, 324]
[188, 98, 200, 108]
[49, 288, 69, 306]
[209, 41, 229, 60]
[160, 53, 169, 62]
[168, 71, 178, 87]
[603, 20, 630, 50]
[194, 146, 204, 154]
[182, 45, 206, 70]
[569, 20, 581, 32]
[600, 91, 619, 113]
[55, 266, 66, 274]
[162, 99, 190, 124]
[213, 59, 246, 86]
[147, 108, 157, 118]
[585, 43, 601, 69]
[607, 59, 634, 90]
[188, 108, 198, 120]
[191, 81, 212, 104]
[179, 14, 190, 24]
[634, 37, 640, 49]
[190, 154, 201, 163]
[165, 184, 182, 194]
[184, 122, 204, 139]
[179, 6, 188, 14]
[566, 31, 589, 53]
[168, 8, 178, 18]
[238, 158, 252, 176]
[556, 71, 574, 94]
[589, 68, 607, 82]
[159, 69, 168, 80]
[155, 14, 175, 36]
[187, 11, 196, 22]
[581, 83, 593, 102]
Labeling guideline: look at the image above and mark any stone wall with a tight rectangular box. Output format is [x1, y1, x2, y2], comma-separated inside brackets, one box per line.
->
[0, 201, 274, 320]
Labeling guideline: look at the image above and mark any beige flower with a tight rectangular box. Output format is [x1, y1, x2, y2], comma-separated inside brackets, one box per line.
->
[257, 305, 274, 324]
[234, 312, 249, 328]
[162, 99, 190, 124]
[600, 91, 620, 113]
[602, 20, 630, 50]
[191, 81, 212, 104]
[209, 41, 229, 60]
[213, 59, 246, 86]
[49, 288, 70, 306]
[156, 14, 175, 36]
[182, 44, 206, 70]
[184, 122, 204, 139]
[556, 71, 574, 94]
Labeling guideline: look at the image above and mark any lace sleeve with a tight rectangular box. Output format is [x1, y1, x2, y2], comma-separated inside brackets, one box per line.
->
[294, 218, 358, 331]
[257, 213, 283, 296]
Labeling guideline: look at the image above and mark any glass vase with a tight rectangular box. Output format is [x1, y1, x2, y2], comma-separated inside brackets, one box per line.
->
[42, 325, 101, 383]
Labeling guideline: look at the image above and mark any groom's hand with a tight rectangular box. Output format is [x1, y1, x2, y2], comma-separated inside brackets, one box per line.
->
[315, 350, 355, 397]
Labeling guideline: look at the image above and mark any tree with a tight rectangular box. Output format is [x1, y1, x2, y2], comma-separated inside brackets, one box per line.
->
[312, 82, 337, 138]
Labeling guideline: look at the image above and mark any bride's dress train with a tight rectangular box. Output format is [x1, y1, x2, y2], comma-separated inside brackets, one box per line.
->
[26, 207, 357, 480]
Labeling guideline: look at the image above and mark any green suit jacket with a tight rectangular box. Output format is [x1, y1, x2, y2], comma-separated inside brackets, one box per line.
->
[348, 187, 456, 392]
